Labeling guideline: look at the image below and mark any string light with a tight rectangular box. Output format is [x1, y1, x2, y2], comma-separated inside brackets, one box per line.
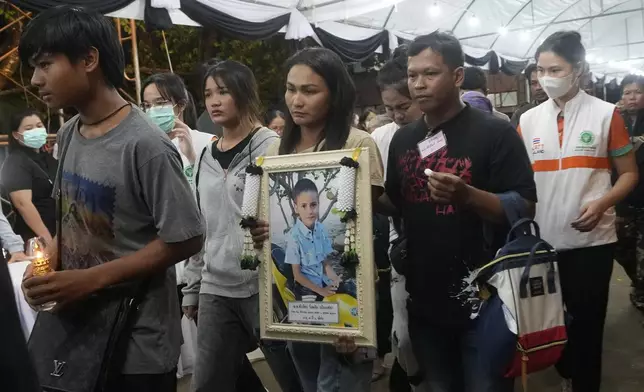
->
[498, 26, 508, 35]
[586, 53, 595, 63]
[429, 3, 441, 17]
[468, 15, 480, 27]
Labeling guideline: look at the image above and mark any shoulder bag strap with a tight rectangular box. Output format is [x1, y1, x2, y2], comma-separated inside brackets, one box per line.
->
[55, 128, 75, 269]
[194, 144, 210, 212]
[17, 149, 54, 184]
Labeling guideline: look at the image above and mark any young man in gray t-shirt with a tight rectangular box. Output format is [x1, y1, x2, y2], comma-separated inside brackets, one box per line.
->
[20, 6, 204, 391]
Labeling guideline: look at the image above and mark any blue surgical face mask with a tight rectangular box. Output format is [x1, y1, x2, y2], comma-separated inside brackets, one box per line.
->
[147, 105, 176, 133]
[22, 128, 48, 149]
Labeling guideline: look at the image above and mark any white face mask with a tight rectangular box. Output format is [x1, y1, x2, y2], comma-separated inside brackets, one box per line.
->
[538, 72, 577, 100]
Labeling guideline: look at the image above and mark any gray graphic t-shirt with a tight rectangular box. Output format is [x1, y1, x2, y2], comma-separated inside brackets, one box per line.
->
[55, 107, 204, 374]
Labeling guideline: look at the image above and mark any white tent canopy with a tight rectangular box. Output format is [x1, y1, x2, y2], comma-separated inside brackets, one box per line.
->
[338, 0, 644, 79]
[106, 0, 644, 79]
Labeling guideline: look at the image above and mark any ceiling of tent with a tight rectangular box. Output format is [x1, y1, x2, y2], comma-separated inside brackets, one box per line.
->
[102, 0, 644, 80]
[331, 0, 644, 78]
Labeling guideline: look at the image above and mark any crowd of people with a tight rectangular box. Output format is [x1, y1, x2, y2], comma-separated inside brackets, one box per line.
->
[2, 5, 644, 392]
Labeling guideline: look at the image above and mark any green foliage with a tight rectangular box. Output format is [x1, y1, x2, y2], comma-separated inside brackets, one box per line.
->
[241, 255, 260, 270]
[0, 2, 21, 19]
[2, 13, 290, 115]
[209, 37, 289, 106]
[118, 21, 289, 106]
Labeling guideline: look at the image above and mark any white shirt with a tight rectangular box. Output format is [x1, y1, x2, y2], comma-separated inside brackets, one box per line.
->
[173, 128, 214, 284]
[371, 121, 400, 244]
[9, 261, 36, 339]
[172, 128, 214, 169]
[370, 122, 399, 177]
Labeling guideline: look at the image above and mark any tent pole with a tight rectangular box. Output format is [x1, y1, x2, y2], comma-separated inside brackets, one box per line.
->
[525, 75, 531, 103]
[603, 84, 607, 101]
[130, 19, 142, 105]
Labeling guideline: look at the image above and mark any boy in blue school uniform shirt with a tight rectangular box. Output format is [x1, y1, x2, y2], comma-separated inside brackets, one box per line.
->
[285, 178, 341, 300]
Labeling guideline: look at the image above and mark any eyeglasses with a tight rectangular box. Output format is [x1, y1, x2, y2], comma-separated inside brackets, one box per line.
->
[141, 100, 172, 112]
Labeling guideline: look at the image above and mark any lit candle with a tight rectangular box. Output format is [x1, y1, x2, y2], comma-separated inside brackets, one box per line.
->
[32, 250, 51, 277]
[27, 239, 56, 311]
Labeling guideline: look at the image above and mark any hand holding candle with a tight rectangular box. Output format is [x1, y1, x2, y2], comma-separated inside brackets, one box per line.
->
[425, 168, 470, 204]
[25, 237, 56, 311]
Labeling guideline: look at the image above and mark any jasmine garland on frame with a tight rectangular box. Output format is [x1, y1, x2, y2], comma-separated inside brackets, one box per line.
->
[240, 159, 264, 270]
[337, 151, 360, 278]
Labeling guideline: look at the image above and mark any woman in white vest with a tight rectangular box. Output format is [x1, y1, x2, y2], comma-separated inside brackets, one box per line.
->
[518, 31, 638, 392]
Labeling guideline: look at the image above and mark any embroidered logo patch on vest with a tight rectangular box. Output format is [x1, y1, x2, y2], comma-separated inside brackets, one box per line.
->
[575, 131, 597, 152]
[580, 131, 595, 145]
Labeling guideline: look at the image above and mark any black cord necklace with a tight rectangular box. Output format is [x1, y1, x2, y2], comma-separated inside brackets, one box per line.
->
[81, 103, 131, 126]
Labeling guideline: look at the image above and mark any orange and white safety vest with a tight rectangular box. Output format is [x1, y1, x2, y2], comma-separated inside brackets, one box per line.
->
[518, 90, 632, 251]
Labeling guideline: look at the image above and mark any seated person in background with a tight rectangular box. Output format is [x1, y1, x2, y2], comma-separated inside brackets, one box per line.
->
[461, 66, 510, 121]
[286, 178, 341, 300]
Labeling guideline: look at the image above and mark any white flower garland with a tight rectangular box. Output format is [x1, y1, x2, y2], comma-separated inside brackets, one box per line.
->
[241, 173, 261, 218]
[337, 165, 357, 212]
[239, 158, 264, 270]
[338, 150, 361, 276]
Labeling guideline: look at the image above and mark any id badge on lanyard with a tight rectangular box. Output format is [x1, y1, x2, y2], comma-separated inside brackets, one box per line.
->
[417, 129, 447, 159]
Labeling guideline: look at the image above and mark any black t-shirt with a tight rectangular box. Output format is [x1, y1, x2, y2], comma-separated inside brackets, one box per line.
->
[0, 147, 58, 241]
[386, 106, 537, 326]
[211, 132, 254, 170]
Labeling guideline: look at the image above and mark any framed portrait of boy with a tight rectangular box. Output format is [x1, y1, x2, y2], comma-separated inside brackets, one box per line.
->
[257, 149, 377, 347]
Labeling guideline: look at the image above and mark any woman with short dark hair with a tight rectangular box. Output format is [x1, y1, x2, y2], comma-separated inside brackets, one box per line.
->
[181, 60, 293, 392]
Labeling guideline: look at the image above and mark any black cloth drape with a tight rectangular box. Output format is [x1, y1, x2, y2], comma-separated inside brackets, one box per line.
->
[180, 0, 289, 40]
[12, 0, 171, 31]
[465, 50, 500, 74]
[397, 38, 508, 74]
[314, 28, 389, 63]
[144, 0, 173, 31]
[11, 0, 135, 14]
[500, 57, 529, 76]
[465, 50, 494, 67]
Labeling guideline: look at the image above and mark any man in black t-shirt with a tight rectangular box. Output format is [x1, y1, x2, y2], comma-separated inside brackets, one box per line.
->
[385, 32, 537, 392]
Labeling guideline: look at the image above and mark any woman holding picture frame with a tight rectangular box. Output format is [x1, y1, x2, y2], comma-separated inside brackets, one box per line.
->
[251, 47, 385, 392]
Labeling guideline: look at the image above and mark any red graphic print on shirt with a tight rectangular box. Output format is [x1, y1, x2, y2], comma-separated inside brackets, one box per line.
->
[397, 148, 473, 215]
